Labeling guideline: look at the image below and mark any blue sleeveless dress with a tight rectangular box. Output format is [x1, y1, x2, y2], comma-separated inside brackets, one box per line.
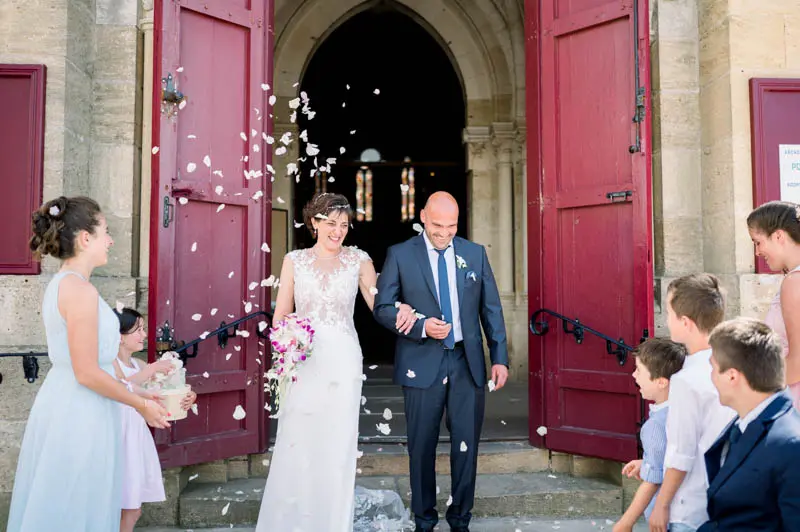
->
[7, 271, 123, 532]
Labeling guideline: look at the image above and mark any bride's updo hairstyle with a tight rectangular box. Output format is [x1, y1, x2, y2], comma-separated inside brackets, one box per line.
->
[29, 196, 103, 260]
[302, 193, 354, 235]
[747, 201, 800, 244]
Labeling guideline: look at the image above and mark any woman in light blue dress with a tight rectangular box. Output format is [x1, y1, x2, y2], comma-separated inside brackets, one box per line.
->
[7, 196, 170, 532]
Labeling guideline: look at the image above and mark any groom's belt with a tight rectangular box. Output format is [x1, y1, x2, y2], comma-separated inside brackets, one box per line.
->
[445, 341, 465, 351]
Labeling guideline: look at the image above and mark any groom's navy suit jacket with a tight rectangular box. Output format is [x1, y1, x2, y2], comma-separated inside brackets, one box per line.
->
[698, 391, 800, 532]
[373, 235, 508, 389]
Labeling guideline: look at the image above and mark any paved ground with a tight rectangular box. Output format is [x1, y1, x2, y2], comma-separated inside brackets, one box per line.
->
[138, 517, 647, 531]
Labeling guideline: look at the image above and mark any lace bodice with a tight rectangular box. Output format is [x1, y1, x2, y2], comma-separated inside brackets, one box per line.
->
[289, 246, 371, 337]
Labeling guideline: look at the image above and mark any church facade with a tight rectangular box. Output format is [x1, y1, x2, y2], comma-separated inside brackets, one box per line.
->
[1, 0, 799, 524]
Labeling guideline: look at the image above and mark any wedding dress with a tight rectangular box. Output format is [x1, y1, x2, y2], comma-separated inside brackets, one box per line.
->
[256, 246, 412, 532]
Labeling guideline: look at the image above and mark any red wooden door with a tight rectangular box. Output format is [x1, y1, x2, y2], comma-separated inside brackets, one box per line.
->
[150, 0, 272, 468]
[527, 0, 653, 462]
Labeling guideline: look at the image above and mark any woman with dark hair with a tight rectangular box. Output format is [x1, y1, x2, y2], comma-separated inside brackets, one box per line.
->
[747, 200, 800, 409]
[112, 307, 196, 532]
[7, 197, 170, 532]
[256, 193, 417, 531]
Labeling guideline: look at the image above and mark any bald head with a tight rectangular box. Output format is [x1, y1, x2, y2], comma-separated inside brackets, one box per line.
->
[421, 191, 459, 249]
[424, 191, 459, 215]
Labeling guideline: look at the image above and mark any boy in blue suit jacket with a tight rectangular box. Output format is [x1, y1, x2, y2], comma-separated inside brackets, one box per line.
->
[700, 317, 800, 531]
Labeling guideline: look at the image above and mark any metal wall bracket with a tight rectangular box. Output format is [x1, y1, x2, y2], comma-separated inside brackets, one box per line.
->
[0, 352, 48, 385]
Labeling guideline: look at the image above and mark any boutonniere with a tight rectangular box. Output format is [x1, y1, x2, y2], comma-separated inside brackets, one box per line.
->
[455, 255, 467, 269]
[467, 270, 478, 282]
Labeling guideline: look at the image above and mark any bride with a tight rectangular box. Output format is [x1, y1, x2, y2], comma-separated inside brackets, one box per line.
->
[256, 193, 417, 531]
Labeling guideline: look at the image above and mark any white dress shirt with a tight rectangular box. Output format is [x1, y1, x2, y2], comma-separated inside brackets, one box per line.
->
[420, 232, 463, 343]
[663, 348, 736, 529]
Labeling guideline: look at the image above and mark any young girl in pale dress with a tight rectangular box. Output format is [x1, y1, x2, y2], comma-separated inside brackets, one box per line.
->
[113, 307, 197, 532]
[7, 197, 170, 532]
[747, 200, 800, 409]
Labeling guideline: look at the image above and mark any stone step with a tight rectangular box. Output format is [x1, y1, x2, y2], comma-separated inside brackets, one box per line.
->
[356, 441, 550, 476]
[140, 517, 645, 531]
[354, 381, 530, 443]
[252, 441, 549, 479]
[178, 473, 623, 528]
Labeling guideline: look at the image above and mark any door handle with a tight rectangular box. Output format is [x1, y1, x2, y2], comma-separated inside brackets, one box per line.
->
[606, 190, 633, 202]
[172, 184, 208, 199]
[163, 196, 174, 228]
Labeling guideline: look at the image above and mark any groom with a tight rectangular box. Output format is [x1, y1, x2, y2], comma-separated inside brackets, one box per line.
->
[374, 191, 509, 532]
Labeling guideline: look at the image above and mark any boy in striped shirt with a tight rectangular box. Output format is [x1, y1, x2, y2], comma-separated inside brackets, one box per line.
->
[614, 338, 687, 532]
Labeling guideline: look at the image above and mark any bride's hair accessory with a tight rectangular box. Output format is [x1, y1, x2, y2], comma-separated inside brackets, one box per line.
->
[302, 192, 353, 235]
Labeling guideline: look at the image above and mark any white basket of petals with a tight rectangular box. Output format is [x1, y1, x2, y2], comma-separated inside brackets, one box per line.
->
[143, 351, 190, 421]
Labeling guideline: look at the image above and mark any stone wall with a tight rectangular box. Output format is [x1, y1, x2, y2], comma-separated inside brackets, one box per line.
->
[651, 0, 800, 335]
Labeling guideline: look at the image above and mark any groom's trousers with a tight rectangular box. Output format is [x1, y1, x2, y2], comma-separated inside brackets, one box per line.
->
[403, 345, 485, 530]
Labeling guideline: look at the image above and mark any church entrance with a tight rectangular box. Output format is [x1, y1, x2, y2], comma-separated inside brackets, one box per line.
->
[292, 4, 467, 366]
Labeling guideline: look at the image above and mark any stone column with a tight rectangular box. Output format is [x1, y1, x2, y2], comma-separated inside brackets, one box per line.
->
[463, 126, 492, 252]
[492, 123, 515, 294]
[92, 0, 141, 278]
[649, 0, 703, 334]
[698, 0, 800, 319]
[514, 126, 527, 300]
[138, 0, 155, 285]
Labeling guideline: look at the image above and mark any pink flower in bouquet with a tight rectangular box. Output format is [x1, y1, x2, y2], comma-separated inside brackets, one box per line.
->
[265, 314, 315, 418]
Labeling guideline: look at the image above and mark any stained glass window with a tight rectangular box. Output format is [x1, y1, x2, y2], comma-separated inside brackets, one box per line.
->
[314, 170, 328, 195]
[401, 158, 415, 222]
[365, 168, 373, 221]
[356, 168, 365, 222]
[355, 166, 373, 222]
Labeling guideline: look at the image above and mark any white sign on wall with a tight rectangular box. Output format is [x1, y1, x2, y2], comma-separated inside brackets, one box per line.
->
[780, 144, 800, 203]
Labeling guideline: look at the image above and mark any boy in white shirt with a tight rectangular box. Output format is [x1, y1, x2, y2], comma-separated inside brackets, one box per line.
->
[649, 274, 736, 532]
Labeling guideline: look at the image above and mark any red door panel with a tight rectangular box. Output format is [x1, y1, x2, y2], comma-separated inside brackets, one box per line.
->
[150, 0, 272, 468]
[528, 0, 653, 462]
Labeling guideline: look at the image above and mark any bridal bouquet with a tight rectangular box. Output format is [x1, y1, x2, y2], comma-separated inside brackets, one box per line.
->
[265, 313, 315, 418]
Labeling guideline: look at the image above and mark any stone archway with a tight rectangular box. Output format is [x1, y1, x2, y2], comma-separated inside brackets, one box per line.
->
[270, 0, 532, 377]
[274, 0, 508, 122]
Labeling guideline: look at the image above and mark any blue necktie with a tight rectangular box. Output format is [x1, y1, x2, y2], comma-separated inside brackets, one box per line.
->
[436, 248, 455, 349]
[729, 425, 742, 445]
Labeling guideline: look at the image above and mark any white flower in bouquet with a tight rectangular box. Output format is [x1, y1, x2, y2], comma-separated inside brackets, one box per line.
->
[265, 314, 315, 418]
